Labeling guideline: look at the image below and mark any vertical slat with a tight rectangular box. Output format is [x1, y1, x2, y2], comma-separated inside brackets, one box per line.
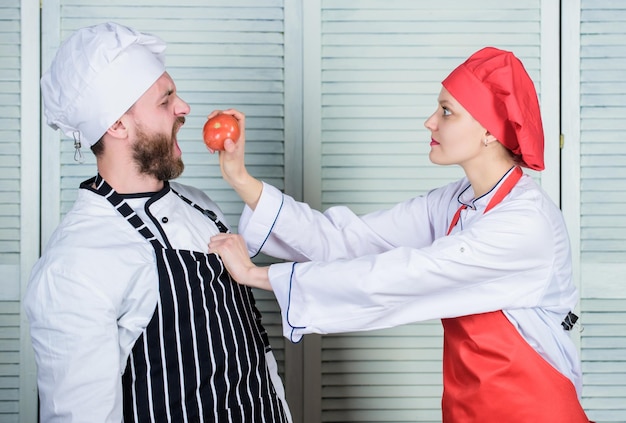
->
[302, 2, 324, 420]
[19, 0, 41, 418]
[283, 2, 305, 420]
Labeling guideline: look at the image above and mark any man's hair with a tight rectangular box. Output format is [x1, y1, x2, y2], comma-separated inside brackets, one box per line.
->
[91, 138, 104, 157]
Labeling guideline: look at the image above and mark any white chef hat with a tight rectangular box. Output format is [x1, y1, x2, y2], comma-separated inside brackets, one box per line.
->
[40, 22, 166, 147]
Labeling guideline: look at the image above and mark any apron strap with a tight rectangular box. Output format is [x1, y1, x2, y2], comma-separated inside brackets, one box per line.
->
[446, 166, 523, 235]
[171, 189, 229, 234]
[93, 174, 163, 249]
[91, 174, 229, 242]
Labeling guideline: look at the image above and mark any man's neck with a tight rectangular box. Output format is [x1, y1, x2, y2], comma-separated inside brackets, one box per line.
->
[97, 166, 164, 194]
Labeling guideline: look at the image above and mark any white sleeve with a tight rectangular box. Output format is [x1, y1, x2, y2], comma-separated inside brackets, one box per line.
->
[269, 201, 565, 342]
[240, 182, 436, 261]
[24, 262, 123, 423]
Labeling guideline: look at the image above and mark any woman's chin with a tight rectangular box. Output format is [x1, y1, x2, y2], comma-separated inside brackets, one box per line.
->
[429, 152, 442, 165]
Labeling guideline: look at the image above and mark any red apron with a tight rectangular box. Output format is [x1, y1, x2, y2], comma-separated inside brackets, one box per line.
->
[441, 311, 591, 422]
[442, 167, 592, 422]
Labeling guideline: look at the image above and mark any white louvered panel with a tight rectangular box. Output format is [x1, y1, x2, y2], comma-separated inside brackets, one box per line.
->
[321, 324, 443, 423]
[0, 4, 20, 270]
[580, 1, 626, 263]
[580, 299, 626, 422]
[49, 0, 288, 382]
[579, 1, 626, 421]
[0, 302, 19, 421]
[0, 0, 21, 421]
[318, 1, 545, 421]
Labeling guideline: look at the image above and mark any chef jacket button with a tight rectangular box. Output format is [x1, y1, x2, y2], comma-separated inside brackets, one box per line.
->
[161, 217, 168, 223]
[460, 247, 465, 253]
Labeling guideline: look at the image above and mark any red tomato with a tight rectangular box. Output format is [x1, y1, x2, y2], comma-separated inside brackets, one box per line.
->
[202, 113, 241, 150]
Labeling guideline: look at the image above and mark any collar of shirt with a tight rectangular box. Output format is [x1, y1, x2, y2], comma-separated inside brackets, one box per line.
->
[456, 166, 518, 211]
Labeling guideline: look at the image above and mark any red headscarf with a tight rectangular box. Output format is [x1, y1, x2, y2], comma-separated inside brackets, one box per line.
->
[442, 47, 545, 171]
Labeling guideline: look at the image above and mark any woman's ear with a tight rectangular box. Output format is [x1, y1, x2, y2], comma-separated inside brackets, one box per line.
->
[483, 131, 498, 146]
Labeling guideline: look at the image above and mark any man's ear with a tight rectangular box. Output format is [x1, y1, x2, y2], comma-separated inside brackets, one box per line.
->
[105, 118, 128, 140]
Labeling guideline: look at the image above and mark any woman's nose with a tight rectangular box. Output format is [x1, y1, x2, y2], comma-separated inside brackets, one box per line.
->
[424, 112, 437, 131]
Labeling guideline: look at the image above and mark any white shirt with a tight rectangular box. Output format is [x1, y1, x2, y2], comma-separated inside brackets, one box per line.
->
[24, 181, 289, 422]
[239, 172, 584, 396]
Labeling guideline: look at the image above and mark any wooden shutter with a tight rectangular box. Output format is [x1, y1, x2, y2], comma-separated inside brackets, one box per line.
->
[571, 0, 626, 421]
[305, 1, 557, 421]
[1, 0, 34, 421]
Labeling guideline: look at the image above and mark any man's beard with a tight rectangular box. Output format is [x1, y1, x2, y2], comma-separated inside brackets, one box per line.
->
[132, 117, 185, 181]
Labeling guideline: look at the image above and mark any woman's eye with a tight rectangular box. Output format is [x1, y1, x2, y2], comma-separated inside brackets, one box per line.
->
[442, 107, 451, 116]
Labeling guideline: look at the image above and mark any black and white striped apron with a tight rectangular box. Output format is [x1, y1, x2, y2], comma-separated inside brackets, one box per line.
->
[90, 176, 288, 423]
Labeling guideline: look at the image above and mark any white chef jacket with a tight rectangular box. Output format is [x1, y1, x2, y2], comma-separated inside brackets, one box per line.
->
[238, 171, 584, 396]
[24, 181, 289, 422]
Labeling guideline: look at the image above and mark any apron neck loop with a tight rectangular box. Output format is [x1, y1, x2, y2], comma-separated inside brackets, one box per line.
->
[93, 173, 164, 248]
[484, 166, 523, 214]
[446, 166, 523, 236]
[171, 189, 229, 234]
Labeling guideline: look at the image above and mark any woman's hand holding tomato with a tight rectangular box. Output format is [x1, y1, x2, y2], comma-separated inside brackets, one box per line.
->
[204, 109, 263, 209]
[203, 113, 241, 151]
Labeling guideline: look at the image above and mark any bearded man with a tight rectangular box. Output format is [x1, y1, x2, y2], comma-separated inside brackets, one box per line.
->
[24, 22, 291, 423]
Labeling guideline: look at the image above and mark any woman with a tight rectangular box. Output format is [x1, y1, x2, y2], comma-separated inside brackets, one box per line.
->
[209, 47, 592, 422]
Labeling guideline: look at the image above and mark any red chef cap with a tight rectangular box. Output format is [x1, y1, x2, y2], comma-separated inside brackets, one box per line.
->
[442, 47, 545, 171]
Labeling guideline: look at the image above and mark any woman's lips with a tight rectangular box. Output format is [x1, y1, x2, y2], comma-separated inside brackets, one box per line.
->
[430, 139, 440, 146]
